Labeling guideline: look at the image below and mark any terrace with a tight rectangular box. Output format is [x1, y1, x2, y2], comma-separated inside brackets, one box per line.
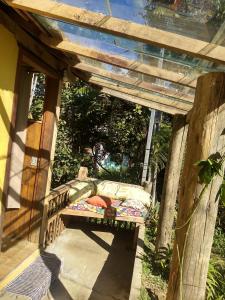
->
[0, 1, 225, 299]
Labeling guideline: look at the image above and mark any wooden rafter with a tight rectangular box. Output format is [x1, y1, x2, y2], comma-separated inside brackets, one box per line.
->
[43, 38, 198, 88]
[100, 87, 185, 115]
[73, 62, 194, 103]
[71, 69, 192, 115]
[0, 8, 61, 76]
[6, 0, 225, 64]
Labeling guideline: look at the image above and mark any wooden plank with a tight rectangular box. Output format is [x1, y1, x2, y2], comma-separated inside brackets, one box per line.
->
[78, 72, 192, 112]
[73, 62, 194, 102]
[22, 47, 60, 79]
[0, 8, 60, 75]
[7, 0, 225, 64]
[101, 87, 186, 115]
[156, 114, 188, 251]
[45, 38, 198, 88]
[60, 208, 144, 224]
[69, 69, 191, 115]
[29, 77, 62, 243]
[167, 72, 225, 299]
[6, 68, 32, 209]
[129, 225, 145, 300]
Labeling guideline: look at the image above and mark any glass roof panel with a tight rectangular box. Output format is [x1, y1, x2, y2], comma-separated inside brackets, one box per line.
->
[77, 56, 196, 97]
[34, 14, 225, 79]
[88, 73, 192, 107]
[57, 0, 225, 44]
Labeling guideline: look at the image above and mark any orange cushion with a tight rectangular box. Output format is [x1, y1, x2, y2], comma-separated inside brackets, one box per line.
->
[86, 195, 112, 208]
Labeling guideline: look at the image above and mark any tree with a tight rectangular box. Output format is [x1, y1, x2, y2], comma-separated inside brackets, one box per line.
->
[51, 80, 151, 187]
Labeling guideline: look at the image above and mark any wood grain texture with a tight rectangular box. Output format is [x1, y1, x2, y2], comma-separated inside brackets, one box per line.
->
[29, 76, 62, 243]
[73, 62, 194, 102]
[7, 0, 225, 63]
[48, 39, 198, 88]
[72, 69, 192, 115]
[167, 72, 225, 300]
[156, 114, 188, 251]
[2, 121, 42, 249]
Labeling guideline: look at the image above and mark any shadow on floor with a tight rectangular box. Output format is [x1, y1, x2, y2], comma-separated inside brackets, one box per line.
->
[40, 252, 73, 300]
[68, 221, 136, 300]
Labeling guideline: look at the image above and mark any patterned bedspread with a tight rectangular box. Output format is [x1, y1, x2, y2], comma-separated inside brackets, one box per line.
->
[68, 199, 148, 218]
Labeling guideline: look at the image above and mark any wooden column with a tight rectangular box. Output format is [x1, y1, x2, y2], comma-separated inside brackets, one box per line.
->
[7, 68, 32, 208]
[29, 76, 61, 243]
[156, 114, 188, 251]
[167, 72, 225, 300]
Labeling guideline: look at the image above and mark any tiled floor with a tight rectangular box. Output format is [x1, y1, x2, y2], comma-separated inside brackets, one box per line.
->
[0, 240, 38, 281]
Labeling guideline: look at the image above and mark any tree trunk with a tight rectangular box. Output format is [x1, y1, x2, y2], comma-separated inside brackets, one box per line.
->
[167, 72, 225, 300]
[156, 114, 188, 251]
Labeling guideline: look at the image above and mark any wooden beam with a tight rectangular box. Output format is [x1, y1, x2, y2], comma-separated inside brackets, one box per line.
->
[167, 72, 225, 299]
[0, 8, 61, 76]
[73, 62, 194, 102]
[156, 114, 188, 251]
[44, 38, 198, 88]
[76, 71, 192, 112]
[21, 47, 59, 78]
[29, 77, 62, 243]
[7, 0, 225, 64]
[100, 87, 184, 115]
[66, 68, 191, 114]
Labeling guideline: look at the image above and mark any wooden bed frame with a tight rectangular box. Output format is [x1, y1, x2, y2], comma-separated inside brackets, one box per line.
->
[60, 207, 144, 224]
[60, 207, 144, 250]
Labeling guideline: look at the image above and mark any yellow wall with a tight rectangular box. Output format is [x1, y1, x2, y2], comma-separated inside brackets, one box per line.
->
[0, 25, 19, 216]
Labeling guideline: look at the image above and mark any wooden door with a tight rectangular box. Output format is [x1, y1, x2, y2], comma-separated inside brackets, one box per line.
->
[2, 120, 42, 250]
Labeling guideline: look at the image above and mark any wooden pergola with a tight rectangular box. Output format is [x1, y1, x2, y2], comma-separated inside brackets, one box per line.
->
[0, 1, 225, 299]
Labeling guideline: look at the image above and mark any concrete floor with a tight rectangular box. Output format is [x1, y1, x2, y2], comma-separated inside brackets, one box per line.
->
[46, 222, 136, 300]
[0, 240, 38, 281]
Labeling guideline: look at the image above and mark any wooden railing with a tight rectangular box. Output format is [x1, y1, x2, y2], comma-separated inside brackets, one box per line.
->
[40, 180, 76, 248]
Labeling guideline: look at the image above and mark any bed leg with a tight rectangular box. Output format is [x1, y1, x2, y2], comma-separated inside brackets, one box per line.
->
[132, 224, 139, 250]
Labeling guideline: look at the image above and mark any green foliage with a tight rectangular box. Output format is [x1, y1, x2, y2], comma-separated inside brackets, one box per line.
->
[207, 252, 225, 300]
[207, 256, 224, 300]
[141, 206, 168, 300]
[51, 80, 151, 187]
[98, 164, 142, 185]
[195, 155, 224, 185]
[29, 74, 45, 121]
[149, 121, 172, 173]
[154, 245, 172, 276]
[212, 0, 225, 24]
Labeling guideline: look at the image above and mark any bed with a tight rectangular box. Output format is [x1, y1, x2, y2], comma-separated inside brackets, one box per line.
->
[60, 179, 150, 225]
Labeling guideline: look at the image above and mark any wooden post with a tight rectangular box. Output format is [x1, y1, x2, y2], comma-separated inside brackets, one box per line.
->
[167, 72, 225, 300]
[156, 114, 188, 251]
[7, 68, 32, 208]
[29, 76, 62, 243]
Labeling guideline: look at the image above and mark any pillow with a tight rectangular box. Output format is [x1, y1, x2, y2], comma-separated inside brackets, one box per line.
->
[69, 181, 95, 202]
[121, 199, 145, 211]
[96, 180, 144, 200]
[86, 195, 113, 208]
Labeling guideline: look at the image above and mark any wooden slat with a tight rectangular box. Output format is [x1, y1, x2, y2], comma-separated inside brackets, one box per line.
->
[70, 70, 191, 115]
[44, 38, 198, 88]
[73, 62, 194, 102]
[29, 77, 62, 243]
[60, 208, 144, 224]
[6, 0, 225, 64]
[72, 70, 192, 114]
[101, 87, 187, 115]
[0, 8, 60, 75]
